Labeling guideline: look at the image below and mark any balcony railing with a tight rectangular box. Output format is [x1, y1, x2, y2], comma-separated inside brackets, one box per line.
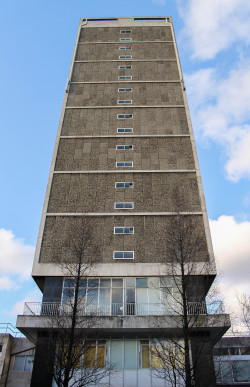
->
[23, 301, 224, 317]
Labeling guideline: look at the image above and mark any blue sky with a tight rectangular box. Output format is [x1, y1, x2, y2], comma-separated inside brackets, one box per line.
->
[0, 0, 250, 329]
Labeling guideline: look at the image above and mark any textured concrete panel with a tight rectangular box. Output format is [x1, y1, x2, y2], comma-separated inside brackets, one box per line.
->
[66, 82, 184, 107]
[61, 107, 189, 136]
[79, 26, 173, 42]
[72, 61, 180, 82]
[55, 137, 194, 171]
[47, 172, 201, 213]
[75, 42, 176, 61]
[39, 215, 210, 264]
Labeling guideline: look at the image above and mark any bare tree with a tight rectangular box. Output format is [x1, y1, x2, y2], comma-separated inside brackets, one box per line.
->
[40, 216, 112, 387]
[148, 193, 225, 387]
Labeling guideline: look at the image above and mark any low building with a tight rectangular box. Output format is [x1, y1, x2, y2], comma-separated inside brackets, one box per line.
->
[213, 335, 250, 386]
[0, 324, 35, 387]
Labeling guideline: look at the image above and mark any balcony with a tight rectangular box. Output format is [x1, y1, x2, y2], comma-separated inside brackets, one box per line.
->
[23, 301, 224, 317]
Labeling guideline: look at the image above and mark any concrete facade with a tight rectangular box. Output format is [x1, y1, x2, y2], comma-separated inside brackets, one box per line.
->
[0, 331, 35, 387]
[16, 17, 230, 387]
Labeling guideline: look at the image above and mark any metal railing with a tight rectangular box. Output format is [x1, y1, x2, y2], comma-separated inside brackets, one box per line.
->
[23, 301, 225, 317]
[0, 323, 24, 337]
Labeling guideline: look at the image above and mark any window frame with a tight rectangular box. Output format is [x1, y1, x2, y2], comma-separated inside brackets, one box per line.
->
[117, 128, 133, 133]
[116, 145, 133, 150]
[114, 227, 134, 234]
[119, 46, 132, 50]
[117, 100, 132, 104]
[118, 88, 132, 92]
[113, 251, 134, 259]
[116, 161, 133, 167]
[114, 202, 134, 209]
[119, 65, 132, 69]
[115, 182, 134, 188]
[118, 76, 132, 80]
[119, 55, 132, 59]
[117, 114, 133, 119]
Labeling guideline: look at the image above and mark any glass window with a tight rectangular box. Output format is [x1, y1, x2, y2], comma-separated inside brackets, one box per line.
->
[13, 356, 25, 371]
[114, 202, 134, 209]
[124, 341, 136, 369]
[117, 114, 133, 119]
[100, 279, 111, 287]
[116, 145, 133, 150]
[114, 227, 134, 234]
[83, 345, 96, 368]
[119, 65, 132, 69]
[120, 38, 132, 41]
[97, 343, 106, 368]
[126, 278, 135, 287]
[220, 361, 234, 383]
[115, 182, 134, 188]
[64, 278, 75, 288]
[233, 361, 250, 382]
[118, 100, 132, 104]
[88, 279, 99, 288]
[110, 341, 123, 369]
[118, 88, 132, 92]
[119, 46, 132, 50]
[117, 100, 132, 105]
[136, 278, 147, 288]
[118, 76, 132, 80]
[116, 162, 133, 167]
[151, 345, 164, 368]
[112, 279, 123, 287]
[24, 356, 34, 372]
[113, 251, 134, 259]
[117, 128, 133, 133]
[119, 55, 132, 59]
[120, 30, 132, 33]
[139, 341, 150, 368]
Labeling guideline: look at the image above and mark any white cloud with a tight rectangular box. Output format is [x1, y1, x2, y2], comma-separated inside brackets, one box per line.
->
[185, 61, 250, 181]
[209, 215, 250, 328]
[0, 228, 35, 289]
[4, 287, 42, 317]
[177, 0, 250, 60]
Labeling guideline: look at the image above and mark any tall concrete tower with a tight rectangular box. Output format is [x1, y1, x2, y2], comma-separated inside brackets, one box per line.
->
[17, 17, 230, 387]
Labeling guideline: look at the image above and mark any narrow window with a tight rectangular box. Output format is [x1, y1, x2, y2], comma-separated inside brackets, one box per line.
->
[119, 47, 132, 50]
[118, 88, 132, 92]
[114, 227, 134, 234]
[116, 145, 133, 150]
[116, 161, 133, 167]
[113, 251, 134, 259]
[117, 114, 133, 119]
[114, 202, 134, 209]
[117, 100, 132, 104]
[117, 128, 133, 133]
[119, 55, 132, 59]
[115, 182, 134, 188]
[120, 30, 132, 34]
[120, 38, 132, 41]
[118, 76, 132, 80]
[119, 65, 132, 69]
